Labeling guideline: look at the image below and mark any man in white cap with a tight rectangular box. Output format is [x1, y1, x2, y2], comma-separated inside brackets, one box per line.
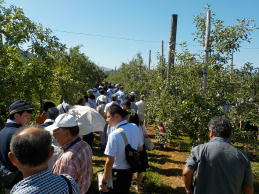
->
[46, 113, 93, 194]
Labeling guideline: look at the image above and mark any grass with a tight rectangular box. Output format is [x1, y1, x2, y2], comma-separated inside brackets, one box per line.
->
[252, 161, 259, 192]
[1, 131, 258, 194]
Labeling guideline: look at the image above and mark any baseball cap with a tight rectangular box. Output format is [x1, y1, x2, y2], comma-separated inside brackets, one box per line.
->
[99, 95, 107, 103]
[45, 113, 78, 133]
[9, 100, 34, 116]
[129, 92, 136, 96]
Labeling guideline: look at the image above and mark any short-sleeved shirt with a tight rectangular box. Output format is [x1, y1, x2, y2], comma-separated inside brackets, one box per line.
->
[104, 120, 143, 169]
[115, 90, 125, 104]
[136, 100, 145, 121]
[11, 169, 79, 194]
[186, 137, 253, 194]
[53, 137, 93, 194]
[96, 104, 106, 118]
[96, 95, 109, 106]
[104, 101, 119, 113]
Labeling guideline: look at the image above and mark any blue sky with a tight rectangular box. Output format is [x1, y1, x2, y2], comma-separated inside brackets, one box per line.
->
[5, 0, 259, 69]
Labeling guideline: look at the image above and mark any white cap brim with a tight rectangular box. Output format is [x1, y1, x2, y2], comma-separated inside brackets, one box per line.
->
[45, 124, 59, 134]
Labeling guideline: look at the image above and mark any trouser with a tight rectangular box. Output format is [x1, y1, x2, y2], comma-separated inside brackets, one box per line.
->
[100, 169, 133, 194]
[83, 132, 94, 149]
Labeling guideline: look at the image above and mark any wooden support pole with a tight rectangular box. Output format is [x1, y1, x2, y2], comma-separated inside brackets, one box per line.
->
[161, 40, 164, 58]
[148, 50, 151, 70]
[168, 14, 178, 78]
[201, 10, 211, 91]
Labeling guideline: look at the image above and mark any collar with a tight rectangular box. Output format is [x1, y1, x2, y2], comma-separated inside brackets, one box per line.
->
[210, 137, 230, 143]
[5, 120, 21, 128]
[44, 119, 54, 124]
[115, 120, 128, 129]
[62, 136, 81, 151]
[6, 119, 18, 124]
[22, 169, 50, 182]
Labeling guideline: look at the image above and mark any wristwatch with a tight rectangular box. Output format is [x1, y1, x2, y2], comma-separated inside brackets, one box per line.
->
[102, 180, 107, 185]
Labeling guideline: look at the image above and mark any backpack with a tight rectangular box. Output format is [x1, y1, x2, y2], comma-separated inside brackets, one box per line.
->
[118, 128, 142, 172]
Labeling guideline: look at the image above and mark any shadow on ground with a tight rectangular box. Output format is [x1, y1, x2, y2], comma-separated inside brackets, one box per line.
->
[148, 152, 186, 165]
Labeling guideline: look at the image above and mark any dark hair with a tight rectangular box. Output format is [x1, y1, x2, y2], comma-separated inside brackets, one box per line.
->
[76, 97, 85, 106]
[89, 94, 95, 100]
[129, 95, 135, 102]
[208, 116, 232, 138]
[122, 99, 131, 108]
[9, 110, 32, 120]
[111, 94, 118, 101]
[43, 102, 56, 112]
[128, 113, 140, 126]
[107, 104, 129, 118]
[99, 89, 105, 95]
[84, 95, 89, 102]
[60, 126, 80, 137]
[10, 126, 51, 166]
[47, 107, 59, 120]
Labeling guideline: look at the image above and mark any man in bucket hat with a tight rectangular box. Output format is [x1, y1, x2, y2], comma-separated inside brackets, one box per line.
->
[0, 100, 34, 191]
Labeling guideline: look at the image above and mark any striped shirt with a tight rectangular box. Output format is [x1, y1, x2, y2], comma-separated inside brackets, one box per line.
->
[10, 169, 79, 194]
[53, 137, 93, 194]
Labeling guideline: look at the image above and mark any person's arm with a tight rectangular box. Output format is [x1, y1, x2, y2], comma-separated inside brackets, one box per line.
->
[243, 186, 254, 194]
[137, 145, 143, 152]
[100, 156, 115, 192]
[242, 162, 254, 194]
[182, 167, 194, 194]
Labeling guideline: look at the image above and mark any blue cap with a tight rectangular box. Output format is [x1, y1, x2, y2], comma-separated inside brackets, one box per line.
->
[9, 100, 34, 116]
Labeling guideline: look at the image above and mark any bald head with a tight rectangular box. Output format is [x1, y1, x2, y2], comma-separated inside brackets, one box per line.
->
[10, 126, 52, 167]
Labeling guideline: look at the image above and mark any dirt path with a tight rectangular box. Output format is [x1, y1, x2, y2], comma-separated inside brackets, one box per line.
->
[91, 127, 190, 194]
[132, 127, 190, 193]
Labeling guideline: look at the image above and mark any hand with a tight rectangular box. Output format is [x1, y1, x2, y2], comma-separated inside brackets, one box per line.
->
[185, 189, 193, 194]
[100, 184, 109, 192]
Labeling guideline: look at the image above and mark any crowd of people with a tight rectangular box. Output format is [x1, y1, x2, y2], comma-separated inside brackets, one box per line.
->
[0, 83, 149, 194]
[0, 82, 255, 194]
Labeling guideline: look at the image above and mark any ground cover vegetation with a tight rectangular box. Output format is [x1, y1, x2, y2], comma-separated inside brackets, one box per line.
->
[0, 2, 258, 193]
[107, 6, 258, 191]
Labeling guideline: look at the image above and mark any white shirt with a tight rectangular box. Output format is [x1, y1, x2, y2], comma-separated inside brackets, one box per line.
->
[107, 89, 114, 98]
[96, 95, 108, 106]
[136, 100, 145, 121]
[104, 120, 144, 169]
[104, 101, 119, 113]
[57, 101, 70, 114]
[115, 90, 125, 104]
[88, 98, 96, 109]
[85, 102, 91, 107]
[130, 102, 138, 112]
[6, 119, 17, 124]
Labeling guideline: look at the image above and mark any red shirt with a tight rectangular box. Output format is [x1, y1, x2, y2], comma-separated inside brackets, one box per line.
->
[53, 137, 93, 193]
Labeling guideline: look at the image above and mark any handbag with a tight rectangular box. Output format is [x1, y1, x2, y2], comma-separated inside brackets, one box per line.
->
[144, 137, 154, 150]
[118, 128, 142, 172]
